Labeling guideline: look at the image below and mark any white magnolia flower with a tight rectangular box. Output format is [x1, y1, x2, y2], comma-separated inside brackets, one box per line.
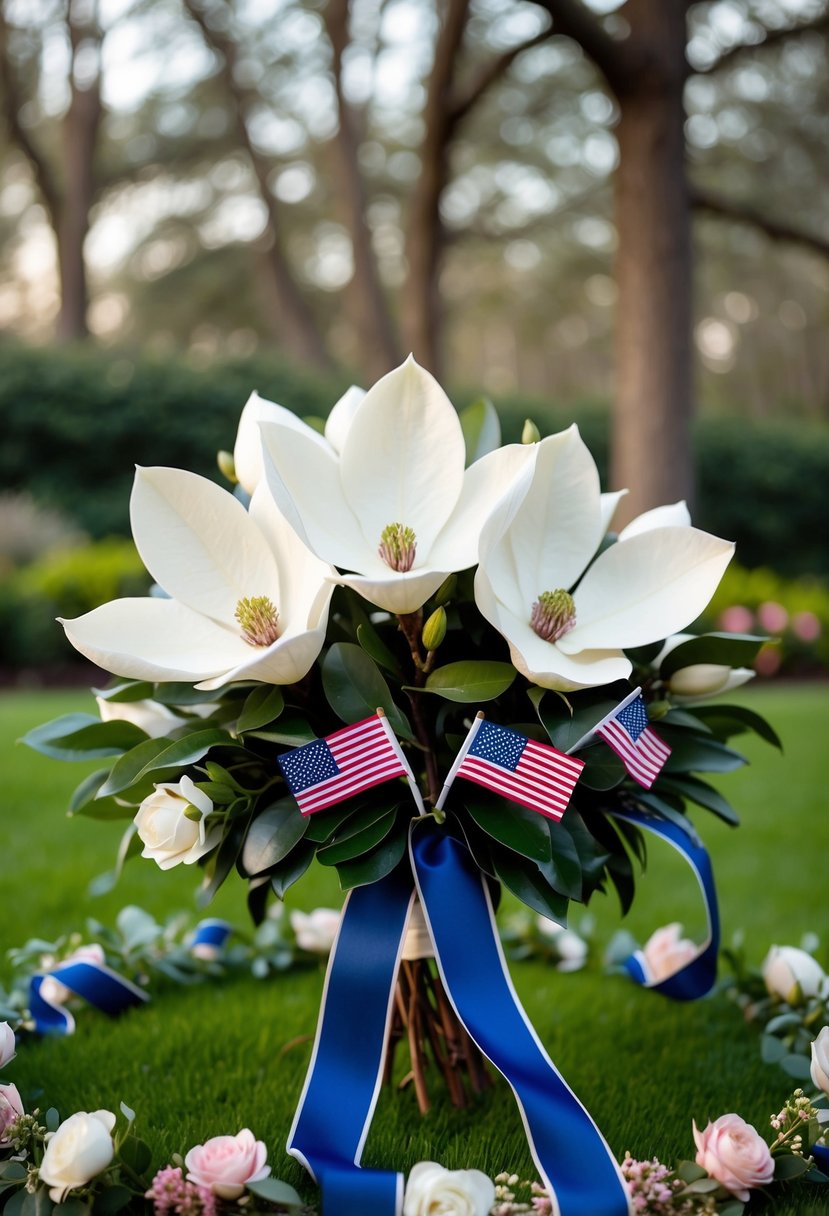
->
[135, 775, 219, 871]
[654, 634, 755, 701]
[762, 945, 827, 1003]
[474, 427, 735, 690]
[290, 908, 342, 955]
[61, 467, 334, 690]
[233, 385, 365, 495]
[39, 1110, 116, 1202]
[259, 356, 532, 614]
[403, 1161, 495, 1216]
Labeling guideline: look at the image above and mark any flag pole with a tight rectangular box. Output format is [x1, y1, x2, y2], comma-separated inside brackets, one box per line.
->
[375, 707, 427, 816]
[434, 711, 485, 812]
[566, 686, 643, 755]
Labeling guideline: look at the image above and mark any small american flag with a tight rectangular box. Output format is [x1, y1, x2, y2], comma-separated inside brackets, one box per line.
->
[278, 713, 412, 815]
[595, 693, 671, 790]
[437, 717, 584, 821]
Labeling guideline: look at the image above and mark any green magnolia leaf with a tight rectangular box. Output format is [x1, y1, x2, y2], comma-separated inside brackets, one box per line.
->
[661, 708, 713, 733]
[624, 641, 665, 666]
[152, 683, 223, 706]
[241, 800, 308, 876]
[634, 792, 702, 846]
[357, 622, 403, 678]
[492, 849, 569, 924]
[542, 823, 584, 901]
[303, 801, 365, 843]
[335, 822, 408, 890]
[98, 730, 233, 797]
[539, 695, 622, 753]
[577, 745, 626, 791]
[92, 680, 154, 703]
[270, 841, 315, 899]
[459, 396, 501, 464]
[660, 730, 747, 774]
[235, 685, 285, 734]
[69, 768, 113, 813]
[88, 825, 142, 896]
[92, 1186, 133, 1216]
[464, 795, 552, 864]
[658, 632, 767, 678]
[317, 807, 398, 866]
[421, 661, 516, 703]
[247, 716, 316, 746]
[692, 704, 783, 750]
[659, 775, 740, 825]
[323, 643, 412, 738]
[245, 1178, 303, 1207]
[20, 714, 148, 761]
[455, 816, 498, 878]
[197, 823, 245, 905]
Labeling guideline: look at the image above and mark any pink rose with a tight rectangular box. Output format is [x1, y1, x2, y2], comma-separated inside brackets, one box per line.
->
[184, 1129, 270, 1199]
[641, 923, 698, 982]
[693, 1113, 774, 1201]
[0, 1083, 24, 1143]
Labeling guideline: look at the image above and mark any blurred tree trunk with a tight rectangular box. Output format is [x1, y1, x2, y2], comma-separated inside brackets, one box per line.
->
[612, 0, 693, 520]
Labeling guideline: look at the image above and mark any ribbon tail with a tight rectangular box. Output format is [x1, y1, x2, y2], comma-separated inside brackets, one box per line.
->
[411, 824, 632, 1216]
[29, 961, 148, 1036]
[612, 809, 720, 1001]
[287, 860, 414, 1216]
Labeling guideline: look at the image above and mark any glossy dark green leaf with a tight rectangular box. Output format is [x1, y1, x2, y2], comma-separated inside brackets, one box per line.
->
[235, 685, 285, 734]
[464, 795, 552, 863]
[634, 792, 703, 846]
[539, 695, 622, 753]
[560, 810, 611, 886]
[152, 683, 224, 706]
[92, 1186, 133, 1216]
[270, 841, 315, 899]
[92, 680, 154, 703]
[658, 632, 766, 678]
[323, 643, 412, 737]
[317, 808, 398, 866]
[241, 800, 308, 876]
[542, 822, 583, 900]
[660, 730, 746, 774]
[198, 822, 245, 904]
[302, 801, 368, 843]
[577, 744, 626, 790]
[492, 850, 569, 924]
[335, 822, 408, 890]
[420, 661, 515, 703]
[357, 622, 403, 678]
[692, 704, 783, 750]
[118, 1136, 152, 1176]
[88, 825, 141, 896]
[661, 708, 713, 733]
[69, 768, 112, 813]
[248, 716, 316, 746]
[624, 641, 665, 666]
[659, 776, 740, 825]
[20, 714, 148, 761]
[459, 396, 500, 464]
[454, 815, 497, 879]
[98, 730, 233, 797]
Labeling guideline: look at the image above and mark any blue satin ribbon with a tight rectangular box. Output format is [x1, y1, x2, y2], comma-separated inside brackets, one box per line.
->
[611, 810, 719, 1001]
[289, 823, 631, 1216]
[29, 960, 148, 1035]
[191, 918, 234, 953]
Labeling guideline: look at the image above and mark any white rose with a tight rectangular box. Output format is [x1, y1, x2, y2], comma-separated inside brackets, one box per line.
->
[762, 946, 827, 1003]
[535, 921, 588, 972]
[134, 775, 219, 871]
[403, 1161, 495, 1216]
[40, 945, 106, 1007]
[39, 1110, 116, 1201]
[811, 1026, 829, 1097]
[290, 908, 342, 955]
[0, 1022, 15, 1068]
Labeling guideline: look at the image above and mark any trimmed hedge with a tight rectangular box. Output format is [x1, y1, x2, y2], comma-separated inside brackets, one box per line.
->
[1, 342, 827, 580]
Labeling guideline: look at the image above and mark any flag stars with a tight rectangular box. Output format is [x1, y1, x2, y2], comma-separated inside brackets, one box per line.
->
[617, 698, 649, 742]
[279, 740, 340, 794]
[469, 721, 527, 771]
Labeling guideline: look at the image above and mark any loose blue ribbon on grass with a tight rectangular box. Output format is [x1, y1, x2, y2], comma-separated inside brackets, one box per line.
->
[611, 809, 719, 1002]
[288, 821, 632, 1216]
[29, 960, 148, 1035]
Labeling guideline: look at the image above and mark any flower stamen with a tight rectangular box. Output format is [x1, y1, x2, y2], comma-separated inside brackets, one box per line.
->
[531, 589, 576, 643]
[235, 595, 280, 647]
[378, 523, 416, 572]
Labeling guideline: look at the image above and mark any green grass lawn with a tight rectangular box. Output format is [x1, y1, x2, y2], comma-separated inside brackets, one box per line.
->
[2, 684, 828, 1213]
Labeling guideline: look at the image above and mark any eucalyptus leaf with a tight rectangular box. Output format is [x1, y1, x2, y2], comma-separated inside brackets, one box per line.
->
[323, 643, 412, 738]
[241, 800, 308, 876]
[245, 1178, 303, 1207]
[773, 1152, 812, 1181]
[421, 660, 516, 703]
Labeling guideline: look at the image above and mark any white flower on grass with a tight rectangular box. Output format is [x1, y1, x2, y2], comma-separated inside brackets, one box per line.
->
[290, 908, 342, 955]
[654, 634, 755, 701]
[403, 1161, 495, 1216]
[259, 356, 532, 614]
[474, 427, 735, 691]
[762, 945, 827, 1003]
[135, 776, 219, 871]
[233, 385, 365, 495]
[61, 467, 334, 690]
[39, 1110, 116, 1202]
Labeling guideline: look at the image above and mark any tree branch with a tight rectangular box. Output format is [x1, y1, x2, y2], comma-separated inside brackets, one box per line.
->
[527, 0, 637, 98]
[692, 186, 829, 259]
[449, 26, 553, 125]
[696, 11, 829, 75]
[0, 12, 62, 220]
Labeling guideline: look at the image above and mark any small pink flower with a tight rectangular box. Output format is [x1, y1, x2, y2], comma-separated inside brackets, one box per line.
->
[693, 1113, 774, 1201]
[792, 611, 821, 643]
[755, 645, 781, 676]
[641, 923, 698, 983]
[757, 601, 788, 634]
[146, 1165, 216, 1216]
[0, 1083, 24, 1143]
[718, 605, 754, 633]
[185, 1129, 270, 1199]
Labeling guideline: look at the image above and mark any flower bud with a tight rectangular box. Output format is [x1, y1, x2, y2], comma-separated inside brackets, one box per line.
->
[433, 575, 456, 607]
[217, 450, 237, 483]
[422, 607, 447, 652]
[521, 418, 540, 444]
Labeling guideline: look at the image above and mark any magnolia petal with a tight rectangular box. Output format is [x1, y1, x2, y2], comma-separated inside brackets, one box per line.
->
[131, 467, 280, 626]
[336, 568, 448, 615]
[259, 422, 372, 573]
[671, 666, 755, 702]
[196, 625, 328, 690]
[600, 489, 627, 535]
[248, 485, 336, 626]
[495, 427, 603, 613]
[339, 356, 465, 555]
[427, 443, 535, 572]
[61, 598, 252, 682]
[563, 526, 735, 652]
[324, 385, 365, 454]
[234, 392, 327, 495]
[618, 501, 691, 540]
[474, 569, 630, 690]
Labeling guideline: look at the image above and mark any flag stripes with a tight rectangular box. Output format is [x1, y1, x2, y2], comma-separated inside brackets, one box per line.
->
[454, 720, 584, 821]
[278, 714, 408, 815]
[596, 716, 671, 790]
